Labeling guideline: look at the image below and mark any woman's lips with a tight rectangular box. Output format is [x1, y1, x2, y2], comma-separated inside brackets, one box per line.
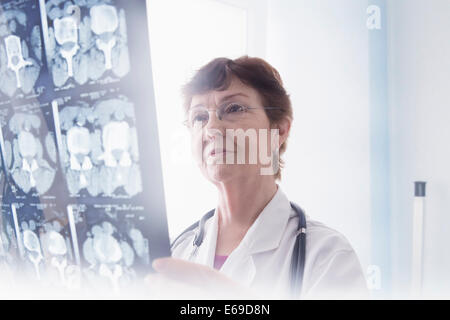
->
[210, 149, 228, 156]
[205, 148, 234, 158]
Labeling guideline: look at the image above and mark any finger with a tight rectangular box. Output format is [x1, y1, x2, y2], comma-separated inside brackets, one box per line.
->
[153, 257, 213, 286]
[153, 257, 207, 274]
[152, 258, 259, 299]
[145, 272, 209, 299]
[152, 257, 245, 294]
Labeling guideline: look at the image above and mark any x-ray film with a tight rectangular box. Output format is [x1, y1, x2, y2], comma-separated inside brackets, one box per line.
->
[0, 0, 170, 295]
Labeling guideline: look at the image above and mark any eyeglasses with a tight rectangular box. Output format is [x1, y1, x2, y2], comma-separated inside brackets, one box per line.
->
[183, 102, 282, 128]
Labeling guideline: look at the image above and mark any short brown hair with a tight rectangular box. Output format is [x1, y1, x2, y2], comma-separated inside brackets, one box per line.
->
[182, 56, 293, 180]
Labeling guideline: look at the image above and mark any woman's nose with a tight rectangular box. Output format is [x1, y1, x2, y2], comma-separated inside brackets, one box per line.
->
[204, 110, 226, 137]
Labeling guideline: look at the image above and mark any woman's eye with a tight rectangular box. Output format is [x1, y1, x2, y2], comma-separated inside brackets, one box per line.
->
[191, 113, 208, 125]
[225, 104, 245, 113]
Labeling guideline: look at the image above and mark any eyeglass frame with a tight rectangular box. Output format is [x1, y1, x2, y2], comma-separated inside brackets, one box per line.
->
[182, 102, 283, 128]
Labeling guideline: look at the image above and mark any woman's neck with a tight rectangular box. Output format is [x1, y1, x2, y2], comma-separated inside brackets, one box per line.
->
[214, 176, 278, 255]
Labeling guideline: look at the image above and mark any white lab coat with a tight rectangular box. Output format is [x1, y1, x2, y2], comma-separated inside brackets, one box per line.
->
[171, 186, 369, 299]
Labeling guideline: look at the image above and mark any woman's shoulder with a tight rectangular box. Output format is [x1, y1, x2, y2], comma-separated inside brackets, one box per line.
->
[306, 217, 359, 268]
[301, 216, 368, 298]
[305, 217, 354, 249]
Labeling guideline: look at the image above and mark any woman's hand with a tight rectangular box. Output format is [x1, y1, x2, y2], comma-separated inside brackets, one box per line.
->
[145, 258, 257, 299]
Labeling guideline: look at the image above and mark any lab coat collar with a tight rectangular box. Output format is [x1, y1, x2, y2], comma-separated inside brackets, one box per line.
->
[193, 186, 292, 273]
[239, 185, 292, 255]
[219, 185, 292, 287]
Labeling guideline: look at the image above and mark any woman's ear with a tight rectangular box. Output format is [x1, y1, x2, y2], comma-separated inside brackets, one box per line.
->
[274, 117, 292, 148]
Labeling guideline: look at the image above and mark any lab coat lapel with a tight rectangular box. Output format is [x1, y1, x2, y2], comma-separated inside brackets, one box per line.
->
[220, 187, 292, 286]
[244, 187, 292, 255]
[221, 245, 256, 286]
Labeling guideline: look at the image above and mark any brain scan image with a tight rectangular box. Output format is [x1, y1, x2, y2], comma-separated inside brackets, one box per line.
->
[82, 221, 134, 292]
[40, 220, 77, 287]
[20, 221, 44, 280]
[8, 203, 78, 286]
[69, 204, 151, 293]
[0, 161, 3, 189]
[128, 227, 149, 265]
[0, 209, 20, 281]
[45, 0, 130, 88]
[3, 112, 57, 195]
[57, 95, 142, 198]
[0, 228, 10, 258]
[0, 207, 19, 268]
[8, 204, 46, 282]
[93, 97, 142, 197]
[0, 1, 44, 98]
[58, 105, 100, 196]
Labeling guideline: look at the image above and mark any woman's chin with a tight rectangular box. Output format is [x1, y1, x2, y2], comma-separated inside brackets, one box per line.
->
[205, 163, 239, 183]
[204, 163, 262, 184]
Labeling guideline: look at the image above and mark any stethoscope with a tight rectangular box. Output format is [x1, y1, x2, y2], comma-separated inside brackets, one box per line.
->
[171, 201, 307, 297]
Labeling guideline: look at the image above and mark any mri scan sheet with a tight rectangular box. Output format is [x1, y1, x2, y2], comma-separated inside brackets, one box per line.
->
[0, 0, 170, 294]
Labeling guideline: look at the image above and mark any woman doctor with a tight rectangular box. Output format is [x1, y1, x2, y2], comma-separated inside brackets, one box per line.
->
[149, 56, 369, 299]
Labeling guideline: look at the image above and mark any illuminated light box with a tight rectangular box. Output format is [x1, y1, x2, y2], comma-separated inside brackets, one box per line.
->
[0, 0, 170, 295]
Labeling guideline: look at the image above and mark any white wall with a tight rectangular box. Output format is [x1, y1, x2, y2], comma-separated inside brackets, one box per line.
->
[146, 0, 450, 299]
[147, 0, 373, 267]
[147, 0, 268, 240]
[387, 0, 450, 298]
[266, 0, 372, 277]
